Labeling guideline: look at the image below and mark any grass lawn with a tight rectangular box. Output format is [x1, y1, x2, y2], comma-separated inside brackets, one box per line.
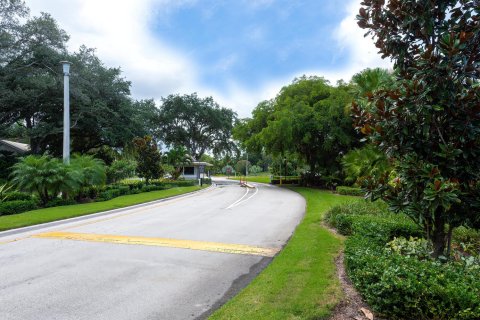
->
[209, 188, 358, 320]
[0, 186, 203, 232]
[228, 175, 271, 184]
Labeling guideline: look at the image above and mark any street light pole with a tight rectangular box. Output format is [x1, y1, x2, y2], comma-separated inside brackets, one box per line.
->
[61, 61, 71, 164]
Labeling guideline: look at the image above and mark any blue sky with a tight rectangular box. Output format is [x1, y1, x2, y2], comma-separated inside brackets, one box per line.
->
[152, 1, 349, 90]
[26, 0, 391, 117]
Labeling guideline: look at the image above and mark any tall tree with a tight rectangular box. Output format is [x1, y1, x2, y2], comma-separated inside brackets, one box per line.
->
[157, 93, 237, 159]
[132, 136, 163, 184]
[354, 0, 480, 257]
[236, 76, 358, 185]
[0, 12, 68, 153]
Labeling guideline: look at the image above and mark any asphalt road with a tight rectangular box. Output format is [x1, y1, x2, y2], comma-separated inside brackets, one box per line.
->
[0, 179, 305, 320]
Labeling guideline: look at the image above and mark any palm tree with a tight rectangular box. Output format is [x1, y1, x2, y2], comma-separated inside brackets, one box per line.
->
[351, 68, 394, 98]
[11, 155, 79, 205]
[70, 154, 106, 199]
[166, 146, 192, 180]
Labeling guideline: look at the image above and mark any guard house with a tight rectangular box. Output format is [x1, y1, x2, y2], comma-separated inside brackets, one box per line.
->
[181, 161, 213, 180]
[0, 139, 30, 155]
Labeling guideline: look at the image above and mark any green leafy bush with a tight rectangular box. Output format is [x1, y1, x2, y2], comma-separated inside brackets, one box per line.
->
[336, 186, 364, 196]
[0, 200, 38, 216]
[329, 201, 480, 319]
[45, 198, 77, 208]
[345, 235, 480, 320]
[386, 237, 433, 260]
[4, 191, 33, 201]
[106, 159, 136, 184]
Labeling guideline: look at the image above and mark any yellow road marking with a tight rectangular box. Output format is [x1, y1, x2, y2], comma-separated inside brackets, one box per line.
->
[33, 231, 280, 257]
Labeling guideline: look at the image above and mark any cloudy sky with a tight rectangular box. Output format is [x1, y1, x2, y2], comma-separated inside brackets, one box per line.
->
[25, 0, 392, 117]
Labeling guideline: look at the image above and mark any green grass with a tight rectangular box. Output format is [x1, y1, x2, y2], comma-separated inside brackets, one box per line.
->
[228, 175, 271, 184]
[209, 188, 358, 320]
[0, 186, 203, 232]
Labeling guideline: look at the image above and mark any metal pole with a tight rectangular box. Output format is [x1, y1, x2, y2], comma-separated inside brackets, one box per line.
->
[61, 61, 71, 164]
[246, 152, 248, 177]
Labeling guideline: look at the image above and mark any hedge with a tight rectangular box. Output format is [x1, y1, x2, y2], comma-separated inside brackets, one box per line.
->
[325, 201, 480, 319]
[0, 200, 39, 216]
[336, 186, 364, 196]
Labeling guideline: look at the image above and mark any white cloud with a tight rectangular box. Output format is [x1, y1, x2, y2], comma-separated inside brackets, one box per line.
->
[333, 0, 393, 76]
[24, 0, 392, 119]
[25, 0, 198, 99]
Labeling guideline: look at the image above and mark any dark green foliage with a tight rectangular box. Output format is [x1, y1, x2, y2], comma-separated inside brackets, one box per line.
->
[132, 136, 163, 184]
[44, 198, 77, 208]
[345, 235, 480, 320]
[327, 201, 480, 319]
[341, 145, 391, 185]
[325, 201, 421, 242]
[0, 200, 38, 216]
[164, 146, 192, 180]
[11, 155, 80, 205]
[336, 186, 364, 196]
[106, 159, 136, 184]
[354, 0, 480, 257]
[0, 3, 158, 155]
[158, 93, 237, 159]
[4, 191, 32, 201]
[0, 150, 18, 180]
[234, 76, 359, 186]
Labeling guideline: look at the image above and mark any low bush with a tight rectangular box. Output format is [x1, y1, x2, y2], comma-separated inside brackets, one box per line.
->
[336, 186, 364, 196]
[0, 200, 39, 216]
[3, 191, 33, 201]
[453, 227, 480, 256]
[328, 201, 480, 319]
[45, 198, 77, 208]
[345, 235, 480, 320]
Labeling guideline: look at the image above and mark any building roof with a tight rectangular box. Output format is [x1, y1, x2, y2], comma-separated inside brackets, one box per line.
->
[191, 161, 213, 167]
[0, 139, 30, 153]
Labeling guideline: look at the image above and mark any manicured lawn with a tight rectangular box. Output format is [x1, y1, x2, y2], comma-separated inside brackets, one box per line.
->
[0, 186, 203, 232]
[209, 188, 358, 320]
[228, 175, 271, 184]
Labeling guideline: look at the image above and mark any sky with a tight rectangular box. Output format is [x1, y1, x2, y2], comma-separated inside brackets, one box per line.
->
[25, 0, 392, 117]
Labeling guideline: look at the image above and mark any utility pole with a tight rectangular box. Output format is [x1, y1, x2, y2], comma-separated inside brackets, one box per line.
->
[61, 61, 72, 164]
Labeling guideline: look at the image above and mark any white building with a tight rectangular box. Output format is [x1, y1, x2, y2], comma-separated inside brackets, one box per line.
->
[181, 161, 213, 180]
[0, 140, 30, 155]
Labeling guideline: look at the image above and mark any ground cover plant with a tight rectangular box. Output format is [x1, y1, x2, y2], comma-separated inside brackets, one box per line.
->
[209, 188, 356, 319]
[325, 201, 480, 319]
[335, 186, 364, 197]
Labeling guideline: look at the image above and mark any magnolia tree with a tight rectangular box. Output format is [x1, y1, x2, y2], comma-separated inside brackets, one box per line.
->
[354, 0, 480, 257]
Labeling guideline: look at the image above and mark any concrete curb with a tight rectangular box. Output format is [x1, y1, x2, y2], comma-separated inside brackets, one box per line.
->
[0, 184, 216, 238]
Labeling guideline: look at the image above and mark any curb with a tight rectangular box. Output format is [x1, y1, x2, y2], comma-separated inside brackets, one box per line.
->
[0, 184, 216, 238]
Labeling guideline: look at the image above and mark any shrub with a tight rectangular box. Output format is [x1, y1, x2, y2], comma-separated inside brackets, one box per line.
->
[345, 236, 480, 320]
[4, 191, 33, 201]
[0, 200, 38, 216]
[45, 198, 77, 208]
[332, 200, 480, 319]
[336, 186, 364, 196]
[385, 236, 433, 260]
[106, 159, 136, 184]
[97, 189, 122, 201]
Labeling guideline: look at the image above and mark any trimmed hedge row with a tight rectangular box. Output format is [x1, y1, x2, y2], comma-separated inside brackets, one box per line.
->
[0, 200, 38, 216]
[345, 236, 480, 319]
[336, 186, 364, 196]
[325, 201, 480, 319]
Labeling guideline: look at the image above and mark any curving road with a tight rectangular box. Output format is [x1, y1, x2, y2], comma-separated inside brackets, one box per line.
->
[0, 178, 305, 320]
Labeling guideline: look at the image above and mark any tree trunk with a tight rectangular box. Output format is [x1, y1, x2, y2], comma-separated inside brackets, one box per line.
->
[431, 214, 446, 258]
